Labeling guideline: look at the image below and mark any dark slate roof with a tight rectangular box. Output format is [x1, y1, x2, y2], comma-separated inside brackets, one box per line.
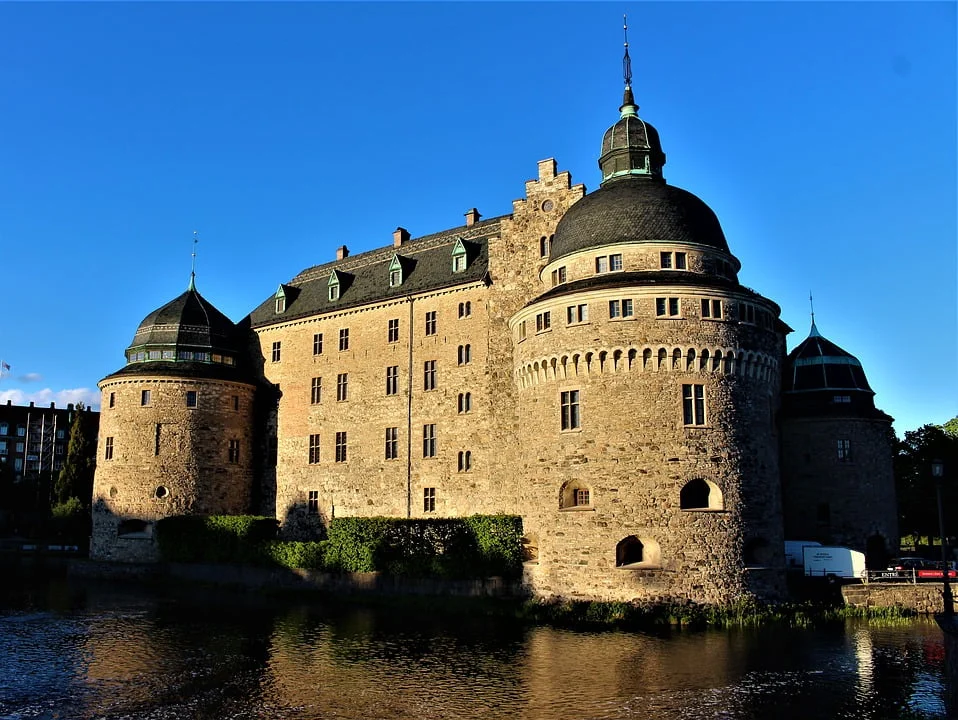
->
[131, 286, 239, 351]
[101, 361, 255, 385]
[784, 323, 873, 393]
[601, 115, 660, 156]
[549, 176, 730, 261]
[248, 218, 502, 328]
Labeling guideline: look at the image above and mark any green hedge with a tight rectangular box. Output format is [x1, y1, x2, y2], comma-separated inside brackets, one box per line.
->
[156, 515, 278, 563]
[156, 514, 522, 579]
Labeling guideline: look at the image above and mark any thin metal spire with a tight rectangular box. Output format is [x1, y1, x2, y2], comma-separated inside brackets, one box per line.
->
[809, 291, 820, 337]
[623, 15, 632, 88]
[189, 231, 198, 290]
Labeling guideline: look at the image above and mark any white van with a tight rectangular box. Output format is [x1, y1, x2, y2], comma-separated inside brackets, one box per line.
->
[784, 540, 822, 571]
[803, 546, 866, 580]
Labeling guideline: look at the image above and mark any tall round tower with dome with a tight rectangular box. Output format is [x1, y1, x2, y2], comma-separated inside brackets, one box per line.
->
[507, 55, 790, 603]
[91, 276, 257, 562]
[779, 318, 898, 567]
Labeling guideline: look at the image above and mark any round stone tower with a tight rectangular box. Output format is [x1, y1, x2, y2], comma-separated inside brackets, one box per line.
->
[511, 80, 788, 603]
[779, 320, 897, 567]
[91, 278, 257, 562]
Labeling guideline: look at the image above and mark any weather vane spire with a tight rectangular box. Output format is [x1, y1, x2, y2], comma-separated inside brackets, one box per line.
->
[809, 291, 820, 336]
[623, 14, 632, 88]
[189, 231, 198, 290]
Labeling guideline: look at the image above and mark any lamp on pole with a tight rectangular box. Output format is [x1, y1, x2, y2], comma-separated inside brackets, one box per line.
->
[933, 458, 954, 617]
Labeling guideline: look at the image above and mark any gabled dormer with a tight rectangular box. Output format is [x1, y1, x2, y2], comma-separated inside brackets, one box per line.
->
[328, 270, 342, 301]
[452, 238, 468, 273]
[274, 284, 287, 313]
[389, 254, 404, 287]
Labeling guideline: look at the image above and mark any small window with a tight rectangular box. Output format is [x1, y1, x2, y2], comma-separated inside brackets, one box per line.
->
[539, 236, 549, 257]
[423, 424, 436, 458]
[336, 373, 348, 402]
[0, 423, 7, 435]
[595, 256, 609, 273]
[680, 478, 723, 511]
[104, 436, 114, 460]
[610, 253, 623, 271]
[457, 392, 472, 414]
[536, 311, 551, 333]
[232, 395, 240, 411]
[551, 267, 567, 286]
[457, 450, 472, 472]
[675, 252, 687, 270]
[275, 296, 286, 313]
[311, 377, 322, 404]
[622, 299, 634, 317]
[109, 392, 116, 408]
[457, 344, 471, 365]
[833, 395, 851, 404]
[567, 304, 588, 324]
[518, 321, 527, 342]
[271, 341, 282, 362]
[837, 439, 852, 462]
[186, 390, 197, 408]
[423, 487, 436, 512]
[660, 252, 672, 269]
[328, 272, 341, 301]
[228, 439, 240, 464]
[309, 434, 321, 464]
[140, 389, 151, 406]
[308, 490, 319, 515]
[387, 318, 400, 343]
[452, 239, 467, 273]
[335, 431, 347, 462]
[389, 269, 402, 287]
[385, 427, 399, 460]
[313, 333, 324, 355]
[386, 366, 399, 396]
[682, 384, 706, 426]
[458, 301, 472, 318]
[339, 328, 349, 351]
[424, 360, 436, 391]
[560, 390, 580, 430]
[425, 311, 437, 336]
[669, 298, 680, 316]
[656, 297, 681, 317]
[701, 299, 723, 319]
[609, 300, 621, 319]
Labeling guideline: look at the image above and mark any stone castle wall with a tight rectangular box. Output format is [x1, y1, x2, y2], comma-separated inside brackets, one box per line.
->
[91, 375, 256, 561]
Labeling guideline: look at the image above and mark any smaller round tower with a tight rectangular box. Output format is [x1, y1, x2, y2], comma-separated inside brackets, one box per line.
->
[91, 279, 256, 562]
[779, 320, 898, 567]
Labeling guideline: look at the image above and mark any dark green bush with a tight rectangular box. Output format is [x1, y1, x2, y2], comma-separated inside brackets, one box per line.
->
[156, 515, 278, 563]
[263, 540, 327, 570]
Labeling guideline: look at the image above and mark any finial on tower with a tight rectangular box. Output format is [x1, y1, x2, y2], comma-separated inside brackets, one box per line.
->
[620, 15, 637, 116]
[808, 291, 820, 337]
[189, 231, 198, 290]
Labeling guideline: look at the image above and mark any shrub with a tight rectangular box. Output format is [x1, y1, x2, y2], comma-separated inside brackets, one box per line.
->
[262, 540, 327, 570]
[156, 515, 278, 563]
[49, 496, 90, 541]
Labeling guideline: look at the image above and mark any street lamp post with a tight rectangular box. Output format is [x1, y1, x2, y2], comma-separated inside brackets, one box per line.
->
[933, 459, 954, 617]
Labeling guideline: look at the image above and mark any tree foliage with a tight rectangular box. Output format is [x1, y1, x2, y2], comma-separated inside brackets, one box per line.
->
[54, 404, 97, 507]
[894, 422, 958, 539]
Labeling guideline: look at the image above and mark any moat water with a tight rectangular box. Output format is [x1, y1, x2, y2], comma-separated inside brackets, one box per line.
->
[0, 571, 951, 720]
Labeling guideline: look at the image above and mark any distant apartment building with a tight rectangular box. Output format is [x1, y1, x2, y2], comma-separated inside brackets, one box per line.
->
[0, 400, 96, 482]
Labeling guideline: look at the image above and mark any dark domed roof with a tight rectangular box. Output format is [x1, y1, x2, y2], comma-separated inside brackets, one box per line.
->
[549, 176, 730, 261]
[131, 285, 237, 350]
[784, 322, 872, 394]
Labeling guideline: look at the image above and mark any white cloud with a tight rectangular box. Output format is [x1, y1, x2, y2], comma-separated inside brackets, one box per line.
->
[18, 373, 43, 383]
[0, 387, 101, 411]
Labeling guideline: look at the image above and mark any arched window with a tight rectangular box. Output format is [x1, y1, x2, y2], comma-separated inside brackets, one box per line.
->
[672, 348, 682, 370]
[457, 392, 472, 414]
[615, 536, 662, 568]
[117, 519, 152, 539]
[680, 478, 723, 510]
[700, 349, 710, 371]
[686, 348, 696, 371]
[657, 349, 667, 370]
[458, 344, 471, 365]
[458, 450, 472, 472]
[643, 348, 652, 370]
[559, 480, 593, 510]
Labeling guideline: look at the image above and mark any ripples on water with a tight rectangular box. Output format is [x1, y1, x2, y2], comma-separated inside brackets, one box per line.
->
[0, 575, 949, 720]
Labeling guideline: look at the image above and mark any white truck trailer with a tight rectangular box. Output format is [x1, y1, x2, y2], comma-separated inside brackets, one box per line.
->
[803, 545, 866, 580]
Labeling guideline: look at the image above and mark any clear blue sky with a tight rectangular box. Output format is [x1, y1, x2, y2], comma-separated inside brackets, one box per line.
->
[0, 2, 954, 436]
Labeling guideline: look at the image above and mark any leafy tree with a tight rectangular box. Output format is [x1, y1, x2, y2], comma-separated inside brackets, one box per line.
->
[894, 423, 958, 542]
[54, 403, 97, 508]
[943, 416, 958, 438]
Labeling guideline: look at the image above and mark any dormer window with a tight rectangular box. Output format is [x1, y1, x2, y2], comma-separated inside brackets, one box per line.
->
[452, 238, 467, 273]
[328, 271, 341, 301]
[389, 255, 403, 287]
[274, 285, 287, 314]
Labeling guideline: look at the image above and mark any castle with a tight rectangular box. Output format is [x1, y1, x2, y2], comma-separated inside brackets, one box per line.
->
[89, 54, 898, 603]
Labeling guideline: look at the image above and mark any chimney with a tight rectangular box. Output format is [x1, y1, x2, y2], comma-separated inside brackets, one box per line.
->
[393, 227, 410, 247]
[50, 402, 55, 408]
[464, 208, 481, 226]
[336, 245, 349, 261]
[29, 401, 34, 408]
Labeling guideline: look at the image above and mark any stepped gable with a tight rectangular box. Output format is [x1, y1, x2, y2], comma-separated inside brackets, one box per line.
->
[248, 217, 502, 328]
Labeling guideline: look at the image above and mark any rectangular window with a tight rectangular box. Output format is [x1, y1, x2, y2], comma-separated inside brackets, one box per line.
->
[595, 256, 609, 273]
[0, 423, 7, 436]
[833, 395, 851, 404]
[311, 377, 322, 404]
[682, 384, 706, 426]
[669, 298, 680, 316]
[186, 390, 198, 408]
[308, 490, 319, 515]
[837, 439, 852, 462]
[610, 253, 623, 271]
[551, 266, 567, 286]
[382, 365, 398, 396]
[702, 299, 724, 319]
[609, 300, 621, 319]
[518, 321, 527, 342]
[109, 392, 116, 409]
[622, 299, 634, 317]
[387, 318, 400, 343]
[423, 487, 436, 513]
[141, 389, 151, 406]
[423, 424, 436, 458]
[389, 269, 402, 287]
[536, 311, 551, 332]
[228, 439, 240, 464]
[575, 489, 590, 506]
[566, 304, 588, 324]
[329, 283, 340, 301]
[385, 427, 399, 460]
[309, 434, 321, 464]
[16, 426, 25, 437]
[104, 436, 114, 460]
[560, 390, 581, 430]
[336, 373, 348, 402]
[233, 395, 240, 411]
[335, 432, 347, 463]
[271, 341, 281, 362]
[154, 424, 161, 456]
[424, 360, 436, 391]
[660, 252, 673, 269]
[675, 252, 687, 270]
[313, 333, 324, 355]
[425, 311, 437, 336]
[339, 328, 349, 351]
[452, 254, 466, 272]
